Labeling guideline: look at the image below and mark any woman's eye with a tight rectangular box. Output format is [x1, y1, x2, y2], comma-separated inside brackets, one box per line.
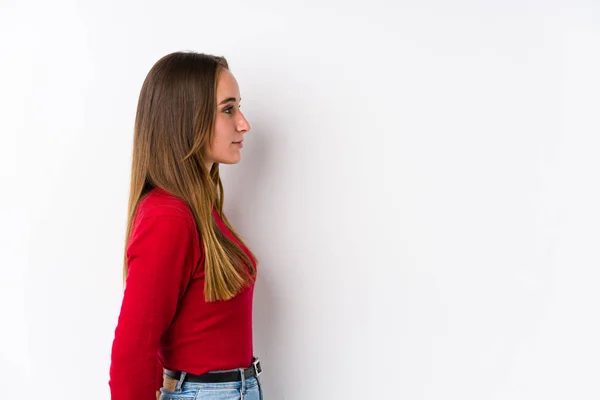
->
[223, 105, 242, 114]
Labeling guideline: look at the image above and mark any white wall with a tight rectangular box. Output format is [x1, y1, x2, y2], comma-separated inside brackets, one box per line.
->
[1, 1, 599, 399]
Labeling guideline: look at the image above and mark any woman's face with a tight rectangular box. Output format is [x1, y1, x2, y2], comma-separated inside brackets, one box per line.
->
[205, 68, 251, 169]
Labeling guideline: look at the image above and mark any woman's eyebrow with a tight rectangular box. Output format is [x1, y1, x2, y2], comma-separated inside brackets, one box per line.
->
[218, 97, 241, 105]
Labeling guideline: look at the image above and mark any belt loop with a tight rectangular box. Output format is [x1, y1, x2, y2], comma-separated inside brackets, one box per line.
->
[239, 367, 246, 399]
[175, 371, 187, 392]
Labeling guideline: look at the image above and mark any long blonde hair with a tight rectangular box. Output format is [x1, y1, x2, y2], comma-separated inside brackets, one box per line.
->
[123, 51, 257, 302]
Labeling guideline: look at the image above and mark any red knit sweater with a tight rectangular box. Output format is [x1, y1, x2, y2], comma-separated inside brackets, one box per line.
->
[109, 187, 257, 400]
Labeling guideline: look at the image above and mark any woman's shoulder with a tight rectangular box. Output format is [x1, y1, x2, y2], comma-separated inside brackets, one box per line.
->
[136, 187, 194, 222]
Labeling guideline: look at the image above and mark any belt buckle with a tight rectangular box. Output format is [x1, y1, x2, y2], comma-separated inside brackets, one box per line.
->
[252, 358, 262, 377]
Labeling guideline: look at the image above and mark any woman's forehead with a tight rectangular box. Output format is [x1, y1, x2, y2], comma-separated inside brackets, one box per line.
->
[216, 70, 240, 102]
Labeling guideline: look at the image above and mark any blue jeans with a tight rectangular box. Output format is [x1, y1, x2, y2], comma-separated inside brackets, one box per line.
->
[159, 370, 264, 400]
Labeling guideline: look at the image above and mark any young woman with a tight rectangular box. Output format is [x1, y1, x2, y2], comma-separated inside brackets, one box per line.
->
[108, 52, 263, 400]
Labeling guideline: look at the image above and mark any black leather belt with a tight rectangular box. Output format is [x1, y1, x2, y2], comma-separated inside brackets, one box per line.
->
[164, 357, 262, 383]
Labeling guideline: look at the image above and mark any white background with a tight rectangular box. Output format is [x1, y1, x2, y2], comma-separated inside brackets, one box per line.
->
[1, 1, 599, 399]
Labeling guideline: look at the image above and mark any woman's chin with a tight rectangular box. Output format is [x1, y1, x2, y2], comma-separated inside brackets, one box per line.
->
[217, 155, 242, 165]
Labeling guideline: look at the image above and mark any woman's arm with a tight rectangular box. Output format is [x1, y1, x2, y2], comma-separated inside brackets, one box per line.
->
[109, 213, 197, 400]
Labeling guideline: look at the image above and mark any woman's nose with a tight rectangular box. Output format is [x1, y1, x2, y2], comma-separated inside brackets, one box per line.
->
[238, 113, 251, 133]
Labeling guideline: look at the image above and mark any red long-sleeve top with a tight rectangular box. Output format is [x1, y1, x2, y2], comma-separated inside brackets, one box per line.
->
[109, 187, 257, 400]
